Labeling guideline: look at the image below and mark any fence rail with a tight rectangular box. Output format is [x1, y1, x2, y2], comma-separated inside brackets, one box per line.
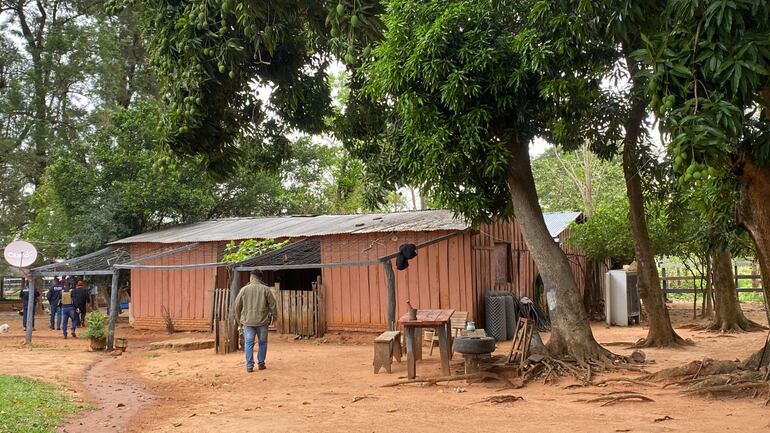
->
[659, 266, 764, 296]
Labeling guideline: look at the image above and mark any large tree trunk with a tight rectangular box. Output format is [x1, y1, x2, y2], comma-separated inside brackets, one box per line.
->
[621, 58, 687, 347]
[736, 155, 770, 368]
[708, 250, 761, 332]
[507, 141, 612, 360]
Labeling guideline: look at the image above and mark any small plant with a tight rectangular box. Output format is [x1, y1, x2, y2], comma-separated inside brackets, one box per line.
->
[85, 311, 108, 340]
[222, 238, 289, 263]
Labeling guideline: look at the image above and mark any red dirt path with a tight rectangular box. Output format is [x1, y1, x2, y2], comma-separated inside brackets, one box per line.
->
[1, 303, 769, 433]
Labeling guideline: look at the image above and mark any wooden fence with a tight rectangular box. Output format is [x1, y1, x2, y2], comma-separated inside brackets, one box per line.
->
[274, 278, 326, 338]
[659, 267, 764, 294]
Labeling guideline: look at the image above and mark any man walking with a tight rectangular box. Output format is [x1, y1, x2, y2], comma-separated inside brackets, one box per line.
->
[60, 285, 77, 339]
[46, 278, 64, 330]
[234, 270, 277, 372]
[72, 280, 89, 327]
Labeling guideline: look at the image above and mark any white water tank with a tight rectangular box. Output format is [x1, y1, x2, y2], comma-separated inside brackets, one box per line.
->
[604, 270, 641, 326]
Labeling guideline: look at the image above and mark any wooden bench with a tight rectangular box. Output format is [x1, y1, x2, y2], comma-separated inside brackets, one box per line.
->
[373, 330, 402, 374]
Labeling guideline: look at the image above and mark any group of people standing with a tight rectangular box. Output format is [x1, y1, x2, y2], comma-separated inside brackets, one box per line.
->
[46, 277, 91, 338]
[20, 276, 96, 338]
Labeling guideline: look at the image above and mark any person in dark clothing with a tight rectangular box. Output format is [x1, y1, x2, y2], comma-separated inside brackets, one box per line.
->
[46, 277, 64, 330]
[60, 286, 77, 338]
[20, 280, 40, 331]
[72, 280, 89, 327]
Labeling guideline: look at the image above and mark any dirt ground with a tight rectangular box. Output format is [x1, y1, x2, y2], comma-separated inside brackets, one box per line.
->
[1, 302, 770, 433]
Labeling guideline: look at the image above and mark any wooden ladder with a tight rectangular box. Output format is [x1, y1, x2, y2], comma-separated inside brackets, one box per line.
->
[507, 317, 534, 367]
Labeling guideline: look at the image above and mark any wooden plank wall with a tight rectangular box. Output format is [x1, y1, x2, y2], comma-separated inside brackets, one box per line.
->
[130, 242, 219, 331]
[473, 219, 587, 314]
[320, 231, 474, 331]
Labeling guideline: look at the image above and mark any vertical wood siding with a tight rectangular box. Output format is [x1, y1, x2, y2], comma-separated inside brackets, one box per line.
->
[130, 242, 219, 331]
[473, 219, 586, 314]
[320, 231, 474, 331]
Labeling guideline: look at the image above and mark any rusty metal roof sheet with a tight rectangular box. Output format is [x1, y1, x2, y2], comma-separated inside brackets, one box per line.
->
[543, 211, 583, 238]
[110, 210, 583, 245]
[111, 210, 470, 244]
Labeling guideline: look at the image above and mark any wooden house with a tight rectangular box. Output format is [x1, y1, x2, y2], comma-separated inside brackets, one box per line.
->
[110, 210, 585, 332]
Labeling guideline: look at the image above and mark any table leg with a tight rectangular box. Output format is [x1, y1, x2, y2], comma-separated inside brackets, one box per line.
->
[447, 321, 454, 360]
[437, 326, 450, 375]
[415, 327, 423, 361]
[405, 327, 416, 379]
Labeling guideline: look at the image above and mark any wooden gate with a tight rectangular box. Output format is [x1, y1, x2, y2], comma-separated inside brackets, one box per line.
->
[211, 287, 237, 354]
[274, 278, 326, 338]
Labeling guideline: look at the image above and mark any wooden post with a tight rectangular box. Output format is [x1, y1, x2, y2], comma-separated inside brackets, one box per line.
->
[228, 267, 240, 353]
[661, 267, 667, 296]
[0, 277, 4, 300]
[228, 267, 240, 321]
[384, 259, 396, 331]
[107, 269, 120, 350]
[734, 264, 739, 290]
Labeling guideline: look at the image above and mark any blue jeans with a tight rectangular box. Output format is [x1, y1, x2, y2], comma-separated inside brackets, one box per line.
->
[50, 303, 62, 329]
[22, 305, 35, 329]
[61, 305, 77, 336]
[243, 325, 268, 369]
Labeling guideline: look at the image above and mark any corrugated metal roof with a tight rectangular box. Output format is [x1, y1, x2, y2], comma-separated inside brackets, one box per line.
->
[543, 211, 583, 238]
[111, 210, 583, 245]
[111, 210, 469, 244]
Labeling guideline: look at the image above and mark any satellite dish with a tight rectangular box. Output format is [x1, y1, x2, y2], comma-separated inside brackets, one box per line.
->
[4, 240, 38, 268]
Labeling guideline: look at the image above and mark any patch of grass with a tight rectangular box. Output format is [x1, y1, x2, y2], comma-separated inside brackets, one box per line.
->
[0, 375, 78, 433]
[144, 353, 160, 358]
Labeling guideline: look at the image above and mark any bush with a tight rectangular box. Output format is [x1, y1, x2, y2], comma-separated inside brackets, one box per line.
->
[84, 311, 108, 340]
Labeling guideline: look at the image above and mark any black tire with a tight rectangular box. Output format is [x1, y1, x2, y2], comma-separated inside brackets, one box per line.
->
[453, 336, 496, 354]
[485, 294, 507, 341]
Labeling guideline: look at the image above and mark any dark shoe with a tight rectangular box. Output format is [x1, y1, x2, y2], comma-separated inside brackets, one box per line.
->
[72, 331, 77, 338]
[49, 326, 54, 330]
[56, 327, 60, 331]
[258, 365, 266, 370]
[247, 367, 254, 373]
[63, 334, 68, 339]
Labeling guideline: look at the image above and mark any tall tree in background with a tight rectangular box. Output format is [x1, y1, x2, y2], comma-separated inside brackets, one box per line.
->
[363, 0, 616, 360]
[532, 144, 626, 218]
[643, 0, 770, 351]
[520, 0, 686, 346]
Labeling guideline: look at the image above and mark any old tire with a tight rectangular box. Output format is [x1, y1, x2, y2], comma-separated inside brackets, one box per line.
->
[453, 336, 496, 355]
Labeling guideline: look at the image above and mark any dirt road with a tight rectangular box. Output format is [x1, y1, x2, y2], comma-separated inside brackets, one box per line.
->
[2, 304, 770, 433]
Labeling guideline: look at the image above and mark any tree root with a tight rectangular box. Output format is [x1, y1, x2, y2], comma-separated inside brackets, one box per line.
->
[633, 335, 695, 348]
[582, 393, 654, 406]
[474, 395, 524, 404]
[682, 382, 769, 395]
[382, 372, 517, 388]
[593, 377, 654, 387]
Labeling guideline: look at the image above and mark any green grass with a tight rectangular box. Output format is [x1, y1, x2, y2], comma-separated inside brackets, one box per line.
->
[0, 375, 78, 433]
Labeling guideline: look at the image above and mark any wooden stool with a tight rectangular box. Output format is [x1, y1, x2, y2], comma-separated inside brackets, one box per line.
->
[373, 330, 403, 374]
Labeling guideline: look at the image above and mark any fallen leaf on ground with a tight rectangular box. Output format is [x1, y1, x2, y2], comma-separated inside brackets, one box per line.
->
[654, 416, 673, 422]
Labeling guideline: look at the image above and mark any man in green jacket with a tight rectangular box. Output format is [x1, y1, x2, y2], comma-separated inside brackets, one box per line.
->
[235, 270, 278, 372]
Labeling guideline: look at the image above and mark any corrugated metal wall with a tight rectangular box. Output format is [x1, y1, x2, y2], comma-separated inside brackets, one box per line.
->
[130, 242, 218, 331]
[320, 231, 474, 331]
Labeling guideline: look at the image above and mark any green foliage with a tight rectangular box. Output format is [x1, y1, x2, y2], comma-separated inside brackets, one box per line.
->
[0, 374, 78, 433]
[361, 0, 604, 223]
[128, 0, 339, 174]
[222, 239, 289, 263]
[84, 311, 108, 340]
[532, 145, 626, 215]
[641, 0, 770, 172]
[569, 198, 689, 262]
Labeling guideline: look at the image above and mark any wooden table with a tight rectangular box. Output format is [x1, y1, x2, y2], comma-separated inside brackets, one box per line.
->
[399, 309, 454, 379]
